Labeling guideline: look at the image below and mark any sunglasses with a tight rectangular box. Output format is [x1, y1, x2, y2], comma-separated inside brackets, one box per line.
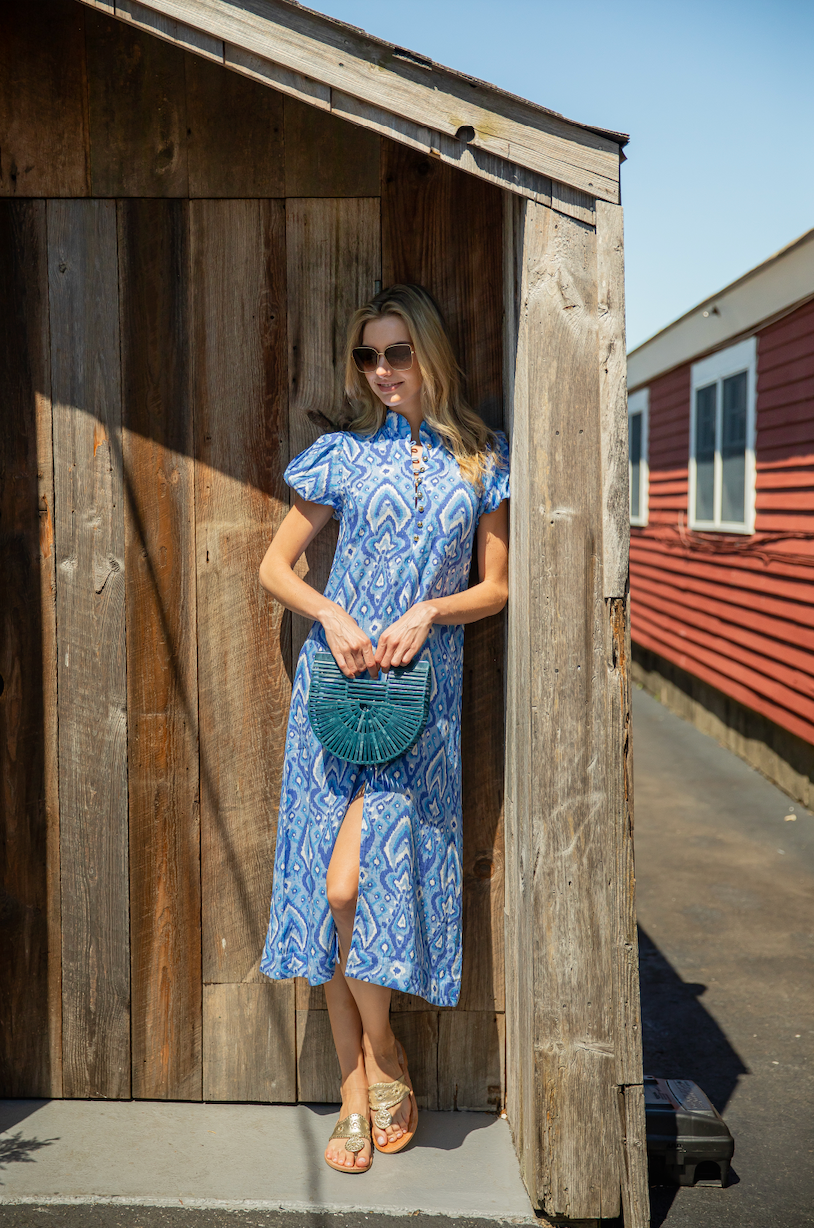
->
[351, 343, 415, 374]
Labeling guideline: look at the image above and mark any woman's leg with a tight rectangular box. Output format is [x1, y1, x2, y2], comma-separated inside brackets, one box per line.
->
[326, 792, 414, 1149]
[323, 792, 371, 1170]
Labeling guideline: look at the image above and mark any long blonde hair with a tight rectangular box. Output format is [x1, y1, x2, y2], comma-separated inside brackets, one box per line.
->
[344, 284, 501, 489]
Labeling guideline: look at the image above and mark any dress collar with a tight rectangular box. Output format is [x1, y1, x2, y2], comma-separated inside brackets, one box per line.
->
[382, 409, 439, 446]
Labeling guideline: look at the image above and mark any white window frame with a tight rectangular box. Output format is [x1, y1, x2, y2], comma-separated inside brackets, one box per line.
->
[628, 387, 649, 527]
[689, 337, 757, 534]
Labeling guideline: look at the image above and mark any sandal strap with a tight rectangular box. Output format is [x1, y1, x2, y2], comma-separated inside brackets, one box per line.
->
[329, 1112, 371, 1154]
[368, 1079, 410, 1112]
[329, 1112, 371, 1141]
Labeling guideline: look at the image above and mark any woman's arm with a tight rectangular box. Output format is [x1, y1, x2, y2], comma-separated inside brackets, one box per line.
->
[259, 495, 378, 678]
[375, 500, 509, 670]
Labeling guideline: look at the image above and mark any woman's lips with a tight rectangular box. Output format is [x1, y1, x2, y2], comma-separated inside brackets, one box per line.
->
[377, 381, 402, 392]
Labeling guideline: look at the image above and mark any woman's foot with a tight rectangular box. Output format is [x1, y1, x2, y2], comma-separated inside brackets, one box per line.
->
[324, 1081, 372, 1171]
[363, 1033, 414, 1148]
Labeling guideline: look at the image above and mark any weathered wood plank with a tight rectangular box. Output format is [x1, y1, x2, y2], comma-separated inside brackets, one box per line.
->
[85, 7, 189, 197]
[118, 198, 202, 1101]
[284, 98, 380, 198]
[226, 44, 331, 111]
[0, 0, 90, 197]
[597, 200, 630, 600]
[191, 199, 294, 1098]
[438, 1011, 504, 1111]
[186, 52, 285, 198]
[48, 199, 130, 1099]
[608, 597, 649, 1226]
[286, 196, 380, 664]
[85, 0, 622, 201]
[296, 1010, 340, 1102]
[509, 200, 621, 1219]
[390, 1011, 438, 1111]
[116, 0, 223, 60]
[204, 983, 296, 1102]
[382, 141, 506, 1022]
[0, 201, 60, 1097]
[502, 191, 535, 1193]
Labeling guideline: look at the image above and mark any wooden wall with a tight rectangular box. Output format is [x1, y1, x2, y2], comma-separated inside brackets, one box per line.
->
[631, 297, 814, 747]
[0, 0, 505, 1108]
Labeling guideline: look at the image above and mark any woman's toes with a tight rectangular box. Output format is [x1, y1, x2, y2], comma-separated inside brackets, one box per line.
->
[355, 1149, 370, 1168]
[377, 1129, 387, 1146]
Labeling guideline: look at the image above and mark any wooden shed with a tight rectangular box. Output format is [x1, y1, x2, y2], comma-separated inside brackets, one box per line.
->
[0, 0, 647, 1222]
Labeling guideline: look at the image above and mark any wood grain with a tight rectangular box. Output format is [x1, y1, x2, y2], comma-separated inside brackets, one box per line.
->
[191, 199, 294, 1097]
[0, 201, 60, 1096]
[83, 0, 622, 200]
[186, 52, 285, 198]
[118, 198, 202, 1101]
[204, 983, 296, 1102]
[390, 1010, 439, 1111]
[506, 200, 622, 1219]
[284, 98, 380, 198]
[85, 7, 189, 197]
[438, 1011, 504, 1111]
[48, 199, 130, 1099]
[0, 0, 90, 197]
[296, 1009, 340, 1102]
[597, 200, 629, 599]
[116, 0, 223, 61]
[285, 196, 380, 663]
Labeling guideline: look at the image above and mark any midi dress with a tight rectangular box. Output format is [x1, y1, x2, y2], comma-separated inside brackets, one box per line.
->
[260, 409, 510, 1007]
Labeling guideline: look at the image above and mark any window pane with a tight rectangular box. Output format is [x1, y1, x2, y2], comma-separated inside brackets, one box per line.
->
[721, 370, 747, 523]
[629, 411, 642, 518]
[694, 383, 716, 521]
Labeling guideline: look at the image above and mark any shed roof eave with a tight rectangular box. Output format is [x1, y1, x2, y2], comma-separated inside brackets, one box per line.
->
[627, 227, 814, 390]
[77, 0, 625, 203]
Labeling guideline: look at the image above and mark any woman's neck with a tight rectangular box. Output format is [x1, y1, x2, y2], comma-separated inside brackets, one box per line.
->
[390, 403, 424, 441]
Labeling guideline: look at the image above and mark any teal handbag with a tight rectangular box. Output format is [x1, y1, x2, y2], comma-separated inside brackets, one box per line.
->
[308, 651, 431, 766]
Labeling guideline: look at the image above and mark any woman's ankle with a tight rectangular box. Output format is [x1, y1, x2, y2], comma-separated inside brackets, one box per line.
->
[362, 1029, 399, 1067]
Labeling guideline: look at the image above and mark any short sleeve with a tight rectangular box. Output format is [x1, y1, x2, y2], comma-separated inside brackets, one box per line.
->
[284, 432, 346, 520]
[479, 431, 510, 516]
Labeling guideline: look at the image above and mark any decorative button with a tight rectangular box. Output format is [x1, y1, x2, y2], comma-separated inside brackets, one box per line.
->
[417, 521, 423, 527]
[413, 535, 419, 543]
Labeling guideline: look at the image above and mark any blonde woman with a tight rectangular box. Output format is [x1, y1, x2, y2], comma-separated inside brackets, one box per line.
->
[259, 285, 510, 1172]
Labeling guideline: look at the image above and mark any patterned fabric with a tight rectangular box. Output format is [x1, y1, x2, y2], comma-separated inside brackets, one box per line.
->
[260, 410, 510, 1007]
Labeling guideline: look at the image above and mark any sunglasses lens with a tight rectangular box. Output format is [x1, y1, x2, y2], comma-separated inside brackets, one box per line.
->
[386, 344, 413, 371]
[352, 347, 379, 373]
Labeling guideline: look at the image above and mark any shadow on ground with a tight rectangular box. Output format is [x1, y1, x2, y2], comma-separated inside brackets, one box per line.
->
[639, 924, 747, 1226]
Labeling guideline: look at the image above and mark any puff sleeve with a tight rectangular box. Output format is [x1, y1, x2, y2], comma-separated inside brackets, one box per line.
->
[478, 431, 511, 516]
[284, 432, 346, 520]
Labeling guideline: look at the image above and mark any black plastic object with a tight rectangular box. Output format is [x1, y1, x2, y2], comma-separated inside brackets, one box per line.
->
[644, 1075, 735, 1187]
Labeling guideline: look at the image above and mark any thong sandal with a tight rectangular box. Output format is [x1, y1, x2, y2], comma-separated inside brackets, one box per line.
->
[368, 1042, 418, 1154]
[325, 1112, 372, 1173]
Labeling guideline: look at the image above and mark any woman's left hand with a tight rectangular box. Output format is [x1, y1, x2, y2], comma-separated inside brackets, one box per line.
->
[375, 602, 437, 671]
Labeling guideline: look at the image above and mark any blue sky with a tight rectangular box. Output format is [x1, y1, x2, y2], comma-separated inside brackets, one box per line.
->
[310, 0, 814, 351]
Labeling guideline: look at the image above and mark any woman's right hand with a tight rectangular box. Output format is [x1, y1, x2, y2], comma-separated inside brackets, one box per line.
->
[319, 604, 378, 678]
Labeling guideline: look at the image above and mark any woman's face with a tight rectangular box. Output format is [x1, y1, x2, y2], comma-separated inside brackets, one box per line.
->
[361, 315, 423, 413]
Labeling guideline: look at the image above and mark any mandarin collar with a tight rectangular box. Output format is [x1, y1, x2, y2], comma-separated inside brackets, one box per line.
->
[383, 409, 438, 446]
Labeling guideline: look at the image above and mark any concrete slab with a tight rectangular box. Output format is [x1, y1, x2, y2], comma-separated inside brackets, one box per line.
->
[633, 686, 814, 1228]
[0, 1101, 535, 1223]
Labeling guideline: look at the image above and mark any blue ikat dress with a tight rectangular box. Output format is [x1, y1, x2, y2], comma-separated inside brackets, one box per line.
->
[260, 409, 510, 1007]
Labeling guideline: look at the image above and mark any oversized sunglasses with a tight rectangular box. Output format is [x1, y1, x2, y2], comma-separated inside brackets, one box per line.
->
[351, 343, 415, 373]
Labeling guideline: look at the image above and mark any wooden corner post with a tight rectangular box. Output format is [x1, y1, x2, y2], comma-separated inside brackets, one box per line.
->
[503, 190, 649, 1225]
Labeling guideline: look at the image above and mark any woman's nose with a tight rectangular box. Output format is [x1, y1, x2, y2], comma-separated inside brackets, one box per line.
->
[376, 360, 392, 376]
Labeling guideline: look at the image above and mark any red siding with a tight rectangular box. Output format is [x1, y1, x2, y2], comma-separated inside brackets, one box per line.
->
[631, 297, 814, 744]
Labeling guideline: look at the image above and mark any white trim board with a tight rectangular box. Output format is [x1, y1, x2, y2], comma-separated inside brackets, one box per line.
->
[73, 0, 621, 208]
[628, 228, 814, 390]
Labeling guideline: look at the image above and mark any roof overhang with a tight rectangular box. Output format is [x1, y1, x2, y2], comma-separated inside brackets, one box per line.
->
[76, 0, 625, 211]
[628, 227, 814, 390]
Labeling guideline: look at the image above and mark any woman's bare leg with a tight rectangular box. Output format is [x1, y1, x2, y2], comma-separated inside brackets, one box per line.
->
[323, 792, 371, 1170]
[326, 792, 414, 1150]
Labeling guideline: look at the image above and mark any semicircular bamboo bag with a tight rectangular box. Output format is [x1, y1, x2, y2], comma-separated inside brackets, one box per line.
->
[307, 652, 431, 766]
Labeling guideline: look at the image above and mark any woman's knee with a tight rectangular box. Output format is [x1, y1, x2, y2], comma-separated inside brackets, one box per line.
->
[326, 868, 358, 919]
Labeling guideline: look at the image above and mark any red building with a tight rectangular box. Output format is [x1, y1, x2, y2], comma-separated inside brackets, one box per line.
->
[627, 228, 814, 805]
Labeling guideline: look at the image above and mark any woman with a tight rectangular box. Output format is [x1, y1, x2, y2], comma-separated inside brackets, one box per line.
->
[259, 284, 510, 1172]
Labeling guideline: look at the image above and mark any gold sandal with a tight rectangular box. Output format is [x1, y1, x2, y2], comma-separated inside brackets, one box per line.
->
[368, 1043, 418, 1154]
[325, 1112, 372, 1173]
